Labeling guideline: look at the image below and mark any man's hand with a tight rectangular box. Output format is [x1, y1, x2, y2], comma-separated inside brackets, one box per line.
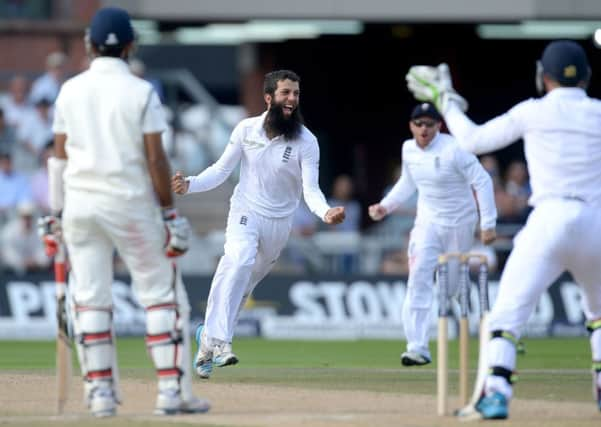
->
[171, 171, 189, 195]
[324, 206, 345, 225]
[405, 63, 468, 114]
[480, 228, 497, 245]
[368, 204, 388, 221]
[37, 215, 62, 257]
[162, 208, 190, 257]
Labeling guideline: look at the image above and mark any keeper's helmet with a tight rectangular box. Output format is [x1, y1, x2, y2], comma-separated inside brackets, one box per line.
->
[536, 40, 591, 94]
[86, 7, 135, 57]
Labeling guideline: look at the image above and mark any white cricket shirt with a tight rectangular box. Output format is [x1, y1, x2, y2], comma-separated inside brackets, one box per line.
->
[53, 57, 167, 200]
[187, 112, 331, 219]
[445, 87, 601, 206]
[380, 132, 497, 229]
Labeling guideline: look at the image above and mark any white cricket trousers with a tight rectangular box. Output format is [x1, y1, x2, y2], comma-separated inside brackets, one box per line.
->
[204, 208, 293, 343]
[63, 190, 184, 308]
[62, 189, 196, 400]
[487, 198, 601, 374]
[403, 221, 476, 357]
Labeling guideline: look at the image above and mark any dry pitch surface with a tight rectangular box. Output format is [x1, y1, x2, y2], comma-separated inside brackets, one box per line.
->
[0, 372, 599, 427]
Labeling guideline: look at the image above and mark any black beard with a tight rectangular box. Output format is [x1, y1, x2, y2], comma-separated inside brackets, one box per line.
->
[264, 103, 304, 140]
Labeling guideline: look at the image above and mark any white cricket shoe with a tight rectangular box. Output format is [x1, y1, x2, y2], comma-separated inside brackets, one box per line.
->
[89, 386, 117, 417]
[213, 342, 239, 368]
[400, 351, 432, 366]
[155, 389, 211, 415]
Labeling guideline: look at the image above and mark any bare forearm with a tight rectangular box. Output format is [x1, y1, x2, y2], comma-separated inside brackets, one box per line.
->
[148, 153, 174, 208]
[144, 133, 174, 208]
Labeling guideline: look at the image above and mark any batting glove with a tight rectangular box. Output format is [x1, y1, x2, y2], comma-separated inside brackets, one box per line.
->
[162, 207, 190, 258]
[37, 215, 62, 257]
[405, 63, 468, 114]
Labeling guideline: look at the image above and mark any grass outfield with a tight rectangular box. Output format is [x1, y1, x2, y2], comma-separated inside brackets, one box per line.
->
[1, 336, 594, 402]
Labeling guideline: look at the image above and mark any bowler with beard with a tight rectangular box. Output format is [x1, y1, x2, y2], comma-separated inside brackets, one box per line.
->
[172, 70, 345, 378]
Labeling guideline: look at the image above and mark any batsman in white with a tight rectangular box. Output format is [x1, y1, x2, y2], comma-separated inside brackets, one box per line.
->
[407, 40, 601, 419]
[172, 69, 346, 379]
[38, 7, 210, 417]
[368, 102, 497, 367]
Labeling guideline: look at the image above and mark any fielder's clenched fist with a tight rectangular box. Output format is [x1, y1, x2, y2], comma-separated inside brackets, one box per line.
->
[368, 203, 388, 221]
[324, 206, 346, 225]
[480, 228, 497, 245]
[172, 171, 189, 195]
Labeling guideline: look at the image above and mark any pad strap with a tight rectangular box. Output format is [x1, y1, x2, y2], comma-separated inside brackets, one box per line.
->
[491, 329, 518, 346]
[489, 366, 518, 384]
[586, 319, 601, 334]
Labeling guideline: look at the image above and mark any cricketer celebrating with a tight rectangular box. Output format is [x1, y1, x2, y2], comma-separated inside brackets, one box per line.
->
[407, 40, 601, 419]
[41, 7, 210, 417]
[172, 70, 346, 379]
[369, 102, 497, 367]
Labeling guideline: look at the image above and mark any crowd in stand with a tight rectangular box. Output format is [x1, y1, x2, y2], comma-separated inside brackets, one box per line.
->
[0, 51, 66, 275]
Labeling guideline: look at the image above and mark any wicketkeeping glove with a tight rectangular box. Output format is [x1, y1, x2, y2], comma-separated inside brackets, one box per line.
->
[405, 63, 468, 114]
[162, 208, 190, 258]
[37, 215, 62, 257]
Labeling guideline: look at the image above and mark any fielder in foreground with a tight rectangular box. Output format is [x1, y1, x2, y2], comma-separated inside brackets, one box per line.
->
[407, 40, 601, 419]
[368, 103, 497, 367]
[42, 6, 210, 417]
[172, 70, 346, 379]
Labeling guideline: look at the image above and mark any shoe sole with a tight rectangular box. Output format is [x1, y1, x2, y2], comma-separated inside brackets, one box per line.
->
[214, 355, 239, 368]
[401, 355, 430, 366]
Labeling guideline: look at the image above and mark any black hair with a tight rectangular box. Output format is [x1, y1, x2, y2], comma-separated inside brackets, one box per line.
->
[263, 70, 300, 95]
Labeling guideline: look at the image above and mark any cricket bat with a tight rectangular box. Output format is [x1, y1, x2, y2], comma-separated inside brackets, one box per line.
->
[55, 242, 72, 414]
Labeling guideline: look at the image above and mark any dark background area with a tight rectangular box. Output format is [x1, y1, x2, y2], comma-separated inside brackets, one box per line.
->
[140, 22, 600, 228]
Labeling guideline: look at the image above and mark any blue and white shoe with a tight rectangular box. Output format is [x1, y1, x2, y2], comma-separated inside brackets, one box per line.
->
[213, 342, 239, 368]
[193, 325, 213, 379]
[475, 392, 509, 419]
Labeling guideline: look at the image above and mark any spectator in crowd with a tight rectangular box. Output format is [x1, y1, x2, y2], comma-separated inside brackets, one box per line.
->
[479, 154, 517, 223]
[324, 174, 362, 272]
[129, 57, 165, 103]
[379, 243, 411, 275]
[16, 97, 54, 172]
[2, 75, 34, 130]
[285, 198, 320, 272]
[0, 150, 32, 222]
[0, 108, 16, 156]
[0, 201, 49, 275]
[325, 174, 361, 232]
[504, 160, 531, 223]
[30, 140, 53, 214]
[29, 51, 67, 104]
[379, 164, 418, 240]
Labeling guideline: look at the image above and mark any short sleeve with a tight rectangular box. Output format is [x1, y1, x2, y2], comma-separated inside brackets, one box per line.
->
[141, 90, 167, 134]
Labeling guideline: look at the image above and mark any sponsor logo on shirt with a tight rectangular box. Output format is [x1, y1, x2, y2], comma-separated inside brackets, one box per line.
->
[240, 215, 248, 225]
[282, 146, 292, 162]
[242, 139, 265, 149]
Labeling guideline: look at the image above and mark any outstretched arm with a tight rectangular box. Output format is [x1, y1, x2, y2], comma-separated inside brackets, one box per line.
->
[301, 140, 345, 224]
[182, 140, 242, 194]
[445, 104, 524, 155]
[407, 63, 525, 154]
